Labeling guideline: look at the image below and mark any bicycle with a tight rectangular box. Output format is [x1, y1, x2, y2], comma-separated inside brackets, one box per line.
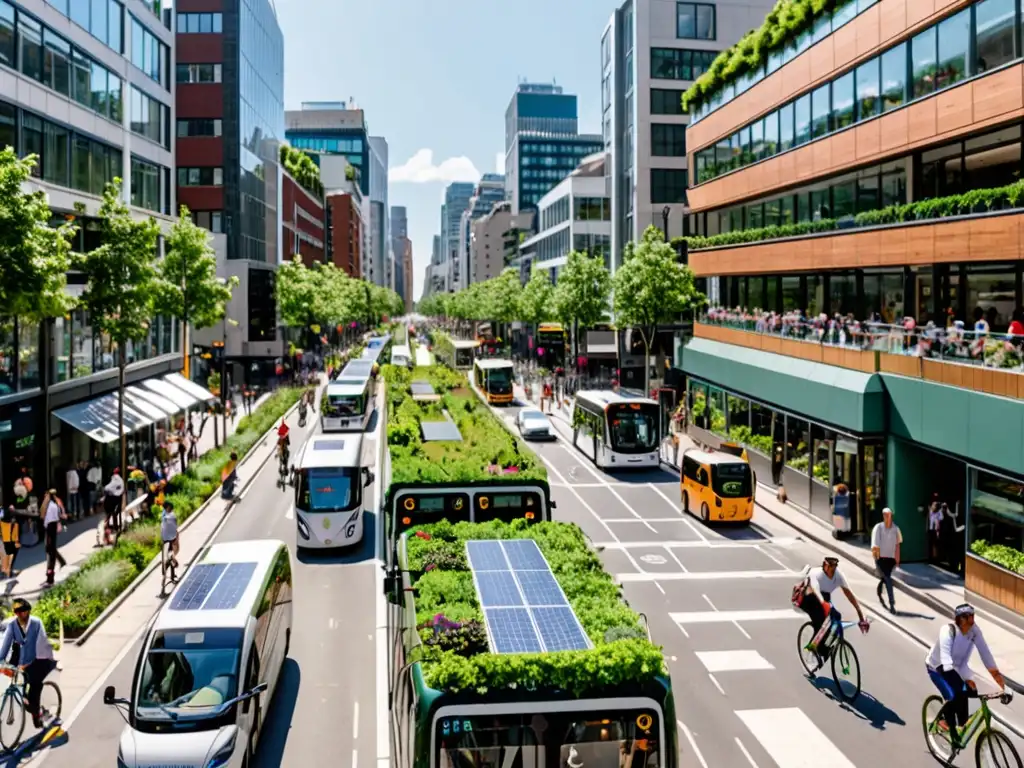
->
[277, 453, 290, 490]
[160, 539, 178, 597]
[923, 688, 1021, 766]
[0, 664, 62, 751]
[797, 617, 869, 703]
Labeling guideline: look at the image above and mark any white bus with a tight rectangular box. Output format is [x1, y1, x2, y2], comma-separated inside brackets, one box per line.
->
[105, 539, 293, 768]
[321, 371, 375, 432]
[293, 435, 374, 549]
[390, 344, 412, 368]
[571, 390, 661, 468]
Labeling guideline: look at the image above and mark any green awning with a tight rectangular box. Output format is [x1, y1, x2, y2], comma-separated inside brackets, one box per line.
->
[681, 338, 886, 434]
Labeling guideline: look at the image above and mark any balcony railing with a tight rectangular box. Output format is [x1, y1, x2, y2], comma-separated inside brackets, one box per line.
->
[702, 309, 1024, 374]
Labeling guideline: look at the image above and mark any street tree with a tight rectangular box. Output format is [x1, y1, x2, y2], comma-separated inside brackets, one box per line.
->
[275, 257, 320, 330]
[518, 268, 555, 327]
[78, 180, 161, 494]
[158, 207, 237, 379]
[553, 250, 612, 359]
[613, 226, 703, 393]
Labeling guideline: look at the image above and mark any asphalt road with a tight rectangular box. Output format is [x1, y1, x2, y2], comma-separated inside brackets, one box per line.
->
[37, 395, 385, 768]
[498, 400, 1024, 768]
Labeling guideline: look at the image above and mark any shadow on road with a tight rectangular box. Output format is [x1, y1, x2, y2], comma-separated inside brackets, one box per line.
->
[807, 675, 907, 731]
[253, 658, 301, 768]
[296, 510, 380, 566]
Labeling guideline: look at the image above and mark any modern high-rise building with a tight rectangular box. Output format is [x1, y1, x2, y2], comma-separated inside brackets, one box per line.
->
[368, 136, 391, 289]
[504, 83, 604, 215]
[439, 181, 475, 292]
[179, 0, 286, 384]
[470, 202, 535, 285]
[401, 240, 414, 312]
[602, 0, 773, 272]
[285, 101, 370, 194]
[391, 205, 410, 305]
[457, 173, 505, 288]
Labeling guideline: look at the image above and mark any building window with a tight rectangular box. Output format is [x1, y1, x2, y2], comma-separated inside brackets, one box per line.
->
[651, 169, 688, 204]
[175, 62, 221, 83]
[18, 15, 43, 82]
[651, 47, 717, 80]
[130, 156, 161, 212]
[247, 267, 276, 342]
[0, 2, 12, 69]
[936, 7, 971, 90]
[177, 118, 222, 137]
[856, 57, 880, 120]
[651, 88, 684, 115]
[651, 123, 686, 156]
[192, 210, 223, 233]
[677, 2, 715, 39]
[912, 26, 938, 98]
[177, 166, 223, 186]
[976, 0, 1016, 72]
[42, 120, 68, 186]
[177, 12, 222, 33]
[130, 15, 168, 87]
[811, 84, 831, 139]
[831, 72, 855, 130]
[129, 86, 167, 147]
[0, 101, 13, 149]
[43, 29, 71, 97]
[881, 43, 907, 111]
[21, 114, 42, 178]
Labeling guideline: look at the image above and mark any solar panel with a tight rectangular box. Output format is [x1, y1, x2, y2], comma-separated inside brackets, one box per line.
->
[410, 381, 436, 396]
[502, 539, 547, 570]
[466, 540, 507, 571]
[202, 562, 258, 611]
[476, 571, 523, 608]
[314, 439, 345, 451]
[484, 608, 543, 653]
[514, 570, 567, 607]
[532, 606, 591, 652]
[420, 421, 462, 442]
[170, 563, 227, 610]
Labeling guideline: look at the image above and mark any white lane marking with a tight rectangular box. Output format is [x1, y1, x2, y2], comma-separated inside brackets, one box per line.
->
[353, 701, 359, 739]
[677, 719, 709, 768]
[755, 543, 792, 571]
[696, 650, 775, 673]
[677, 624, 689, 638]
[665, 548, 688, 572]
[372, 391, 390, 767]
[595, 539, 799, 549]
[736, 708, 856, 768]
[286, 504, 294, 520]
[647, 483, 708, 542]
[603, 517, 688, 523]
[708, 673, 726, 695]
[618, 570, 798, 582]
[735, 738, 761, 768]
[653, 580, 665, 595]
[352, 749, 358, 768]
[557, 444, 657, 532]
[702, 594, 717, 610]
[329, 617, 337, 629]
[734, 622, 752, 640]
[702, 591, 749, 639]
[671, 609, 803, 623]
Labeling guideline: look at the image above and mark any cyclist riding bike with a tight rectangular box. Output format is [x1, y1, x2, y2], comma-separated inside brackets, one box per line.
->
[926, 603, 1006, 749]
[0, 599, 55, 729]
[160, 501, 178, 569]
[298, 398, 308, 424]
[276, 422, 291, 474]
[794, 556, 868, 658]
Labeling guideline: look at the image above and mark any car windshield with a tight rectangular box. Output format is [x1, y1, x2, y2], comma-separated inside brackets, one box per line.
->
[296, 467, 358, 512]
[136, 629, 241, 724]
[712, 463, 752, 498]
[523, 412, 547, 423]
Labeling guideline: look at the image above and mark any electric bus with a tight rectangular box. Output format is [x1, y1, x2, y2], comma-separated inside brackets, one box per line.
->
[293, 436, 374, 549]
[571, 390, 661, 468]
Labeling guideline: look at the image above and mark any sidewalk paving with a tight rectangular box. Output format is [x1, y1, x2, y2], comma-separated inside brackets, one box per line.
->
[8, 394, 271, 601]
[511, 381, 1024, 691]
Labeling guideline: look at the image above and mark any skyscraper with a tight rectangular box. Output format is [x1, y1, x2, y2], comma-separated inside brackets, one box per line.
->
[391, 206, 410, 306]
[504, 83, 603, 215]
[458, 174, 506, 287]
[285, 101, 370, 194]
[440, 181, 476, 292]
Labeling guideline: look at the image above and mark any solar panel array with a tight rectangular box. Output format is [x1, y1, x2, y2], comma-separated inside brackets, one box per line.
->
[170, 562, 258, 611]
[420, 419, 463, 442]
[410, 381, 435, 396]
[466, 539, 591, 654]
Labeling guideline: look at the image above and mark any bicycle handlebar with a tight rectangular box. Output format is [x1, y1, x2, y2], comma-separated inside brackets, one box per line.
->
[979, 690, 1014, 705]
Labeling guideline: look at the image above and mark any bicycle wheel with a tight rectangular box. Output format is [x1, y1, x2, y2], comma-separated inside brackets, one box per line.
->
[922, 694, 956, 764]
[976, 729, 1023, 768]
[797, 622, 824, 675]
[39, 681, 62, 723]
[830, 639, 861, 702]
[0, 688, 25, 751]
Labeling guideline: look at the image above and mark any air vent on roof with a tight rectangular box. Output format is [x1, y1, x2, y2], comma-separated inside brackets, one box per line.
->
[315, 439, 345, 451]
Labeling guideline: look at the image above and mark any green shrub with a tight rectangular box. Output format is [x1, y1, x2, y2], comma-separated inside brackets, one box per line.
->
[403, 520, 665, 694]
[35, 386, 303, 638]
[971, 539, 1024, 573]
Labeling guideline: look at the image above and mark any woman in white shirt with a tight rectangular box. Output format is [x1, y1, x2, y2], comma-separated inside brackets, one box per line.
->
[39, 489, 67, 586]
[926, 603, 1005, 748]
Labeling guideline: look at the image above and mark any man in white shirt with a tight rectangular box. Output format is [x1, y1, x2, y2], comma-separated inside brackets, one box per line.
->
[926, 603, 1005, 748]
[64, 464, 79, 521]
[795, 557, 868, 663]
[86, 462, 102, 514]
[871, 507, 902, 614]
[103, 469, 125, 532]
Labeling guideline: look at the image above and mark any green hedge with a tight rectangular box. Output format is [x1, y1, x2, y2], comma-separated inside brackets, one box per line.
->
[383, 364, 546, 484]
[406, 519, 665, 694]
[971, 539, 1024, 574]
[35, 386, 303, 638]
[679, 179, 1024, 251]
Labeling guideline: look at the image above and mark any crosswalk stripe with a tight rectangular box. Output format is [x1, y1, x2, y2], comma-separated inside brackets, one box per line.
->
[670, 609, 803, 623]
[619, 570, 797, 582]
[596, 539, 799, 549]
[736, 708, 856, 768]
[696, 650, 774, 672]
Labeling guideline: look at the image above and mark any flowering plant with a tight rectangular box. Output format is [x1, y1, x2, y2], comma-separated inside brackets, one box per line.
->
[128, 469, 146, 484]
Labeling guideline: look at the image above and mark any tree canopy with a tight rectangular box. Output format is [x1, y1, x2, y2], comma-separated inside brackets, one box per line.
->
[553, 250, 612, 330]
[518, 268, 556, 326]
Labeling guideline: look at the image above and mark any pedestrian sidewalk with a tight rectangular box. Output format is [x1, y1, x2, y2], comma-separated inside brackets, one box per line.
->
[9, 394, 270, 600]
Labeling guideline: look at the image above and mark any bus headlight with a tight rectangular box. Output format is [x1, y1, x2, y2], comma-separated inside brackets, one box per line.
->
[297, 516, 311, 540]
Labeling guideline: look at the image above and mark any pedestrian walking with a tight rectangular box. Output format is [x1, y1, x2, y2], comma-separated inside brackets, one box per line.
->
[65, 463, 80, 521]
[76, 460, 90, 518]
[871, 506, 902, 613]
[39, 489, 67, 587]
[103, 468, 125, 535]
[0, 505, 19, 579]
[928, 495, 943, 563]
[86, 460, 102, 514]
[177, 431, 188, 473]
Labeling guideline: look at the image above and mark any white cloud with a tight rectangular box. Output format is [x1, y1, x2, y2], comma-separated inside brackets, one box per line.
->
[389, 149, 480, 183]
[495, 152, 505, 174]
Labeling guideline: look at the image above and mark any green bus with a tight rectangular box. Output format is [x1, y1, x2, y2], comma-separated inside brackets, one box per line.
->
[384, 521, 677, 768]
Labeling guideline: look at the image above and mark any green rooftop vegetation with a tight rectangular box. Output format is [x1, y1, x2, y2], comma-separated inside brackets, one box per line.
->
[279, 144, 324, 198]
[404, 519, 666, 694]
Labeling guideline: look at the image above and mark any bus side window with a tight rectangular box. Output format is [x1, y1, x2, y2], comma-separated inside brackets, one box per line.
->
[682, 456, 699, 482]
[697, 467, 708, 486]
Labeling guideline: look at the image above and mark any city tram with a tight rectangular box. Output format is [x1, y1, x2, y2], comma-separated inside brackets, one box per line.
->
[571, 390, 661, 468]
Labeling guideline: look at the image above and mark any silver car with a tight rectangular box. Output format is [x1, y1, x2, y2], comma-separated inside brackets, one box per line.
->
[516, 408, 555, 441]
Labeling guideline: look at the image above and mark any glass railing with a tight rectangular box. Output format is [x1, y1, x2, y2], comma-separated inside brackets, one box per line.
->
[701, 309, 1024, 373]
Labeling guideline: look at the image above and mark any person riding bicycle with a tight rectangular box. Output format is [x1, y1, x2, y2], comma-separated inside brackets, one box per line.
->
[298, 398, 308, 423]
[0, 599, 56, 729]
[276, 422, 291, 473]
[926, 603, 1005, 748]
[794, 556, 868, 658]
[160, 501, 179, 569]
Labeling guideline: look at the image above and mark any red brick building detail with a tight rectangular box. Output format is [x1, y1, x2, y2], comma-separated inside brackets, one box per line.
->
[326, 193, 362, 278]
[282, 172, 325, 267]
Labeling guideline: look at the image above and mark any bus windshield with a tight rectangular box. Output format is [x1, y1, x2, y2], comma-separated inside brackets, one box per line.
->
[607, 404, 658, 453]
[481, 367, 513, 390]
[712, 463, 752, 498]
[436, 708, 661, 768]
[297, 467, 359, 512]
[326, 394, 364, 416]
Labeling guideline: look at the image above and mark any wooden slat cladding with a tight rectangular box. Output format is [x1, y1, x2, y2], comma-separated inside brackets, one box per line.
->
[687, 64, 1024, 213]
[687, 0, 971, 155]
[688, 210, 1024, 275]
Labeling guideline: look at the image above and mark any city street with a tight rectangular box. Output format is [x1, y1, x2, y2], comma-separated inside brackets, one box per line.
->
[35, 396, 386, 768]
[497, 400, 1024, 767]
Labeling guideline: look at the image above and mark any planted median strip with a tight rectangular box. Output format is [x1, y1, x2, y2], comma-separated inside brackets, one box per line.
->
[36, 386, 303, 638]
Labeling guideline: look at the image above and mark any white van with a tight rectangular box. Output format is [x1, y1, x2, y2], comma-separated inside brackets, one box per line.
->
[105, 539, 293, 768]
[294, 435, 374, 550]
[390, 344, 412, 368]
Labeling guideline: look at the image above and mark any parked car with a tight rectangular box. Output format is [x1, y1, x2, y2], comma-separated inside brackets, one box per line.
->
[516, 408, 556, 441]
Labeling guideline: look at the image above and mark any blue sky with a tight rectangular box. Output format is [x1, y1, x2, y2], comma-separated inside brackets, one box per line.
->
[276, 0, 621, 299]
